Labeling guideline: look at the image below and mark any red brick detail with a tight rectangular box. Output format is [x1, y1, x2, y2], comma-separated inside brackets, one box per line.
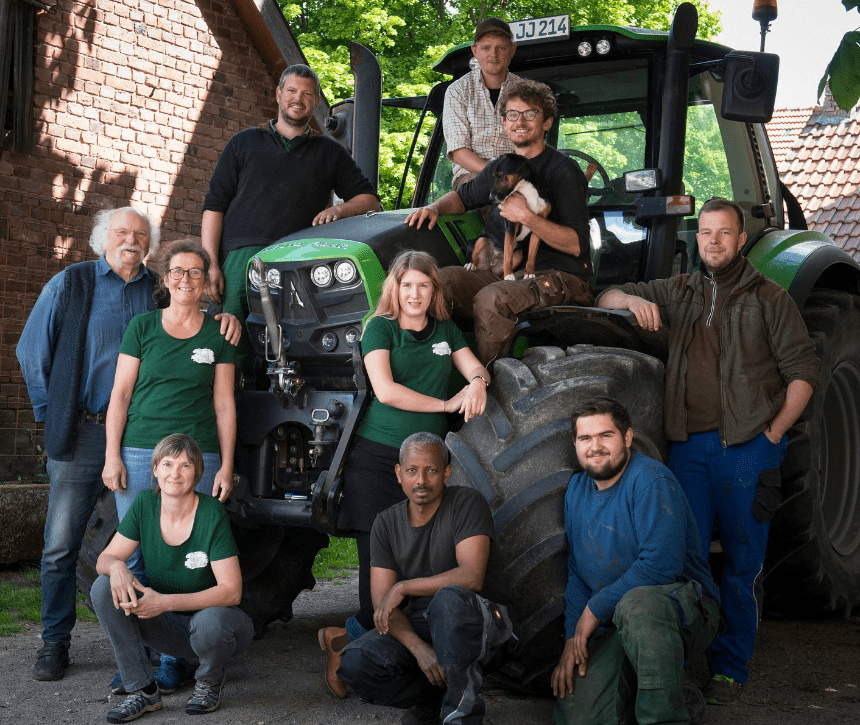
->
[2, 0, 284, 477]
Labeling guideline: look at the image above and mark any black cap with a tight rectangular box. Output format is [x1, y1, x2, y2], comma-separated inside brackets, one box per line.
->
[474, 17, 513, 43]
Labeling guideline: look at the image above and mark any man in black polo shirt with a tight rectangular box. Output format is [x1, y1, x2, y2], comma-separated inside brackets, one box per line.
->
[202, 64, 380, 367]
[405, 77, 593, 366]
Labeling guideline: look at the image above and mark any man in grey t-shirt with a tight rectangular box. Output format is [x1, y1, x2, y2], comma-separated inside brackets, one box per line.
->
[337, 432, 514, 725]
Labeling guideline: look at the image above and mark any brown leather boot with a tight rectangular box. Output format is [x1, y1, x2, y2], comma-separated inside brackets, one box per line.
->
[318, 627, 348, 699]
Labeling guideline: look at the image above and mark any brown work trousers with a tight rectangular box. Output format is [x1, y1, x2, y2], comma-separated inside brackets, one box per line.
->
[439, 266, 593, 366]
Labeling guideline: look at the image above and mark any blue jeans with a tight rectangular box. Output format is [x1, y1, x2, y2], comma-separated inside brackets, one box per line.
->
[338, 586, 513, 725]
[91, 575, 254, 690]
[669, 430, 787, 684]
[41, 420, 107, 645]
[115, 447, 221, 582]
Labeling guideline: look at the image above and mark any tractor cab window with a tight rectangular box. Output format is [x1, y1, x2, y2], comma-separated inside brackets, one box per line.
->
[535, 60, 650, 288]
[679, 74, 733, 268]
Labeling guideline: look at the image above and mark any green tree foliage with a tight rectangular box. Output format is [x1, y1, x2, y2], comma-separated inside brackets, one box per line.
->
[278, 1, 721, 208]
[818, 1, 860, 110]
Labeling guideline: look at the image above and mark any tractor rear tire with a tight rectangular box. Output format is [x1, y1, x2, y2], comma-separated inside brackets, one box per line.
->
[446, 345, 666, 695]
[765, 289, 860, 615]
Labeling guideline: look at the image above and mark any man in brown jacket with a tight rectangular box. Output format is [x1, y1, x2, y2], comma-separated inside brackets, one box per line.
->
[598, 197, 820, 706]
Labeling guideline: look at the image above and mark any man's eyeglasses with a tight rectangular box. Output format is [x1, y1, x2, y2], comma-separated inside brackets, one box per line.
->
[168, 268, 205, 280]
[502, 109, 540, 122]
[109, 228, 150, 241]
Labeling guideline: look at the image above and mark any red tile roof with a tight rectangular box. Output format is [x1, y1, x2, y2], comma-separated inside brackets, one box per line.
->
[766, 97, 860, 260]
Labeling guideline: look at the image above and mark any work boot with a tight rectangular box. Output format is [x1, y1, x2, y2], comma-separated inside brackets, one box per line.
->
[318, 626, 348, 698]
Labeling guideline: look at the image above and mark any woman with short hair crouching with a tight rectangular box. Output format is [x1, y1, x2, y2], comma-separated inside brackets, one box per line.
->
[91, 434, 253, 723]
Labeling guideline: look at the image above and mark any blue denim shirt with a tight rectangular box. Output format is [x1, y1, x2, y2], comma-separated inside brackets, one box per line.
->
[17, 257, 157, 420]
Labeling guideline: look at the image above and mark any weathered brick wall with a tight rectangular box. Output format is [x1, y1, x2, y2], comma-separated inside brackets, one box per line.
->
[0, 0, 278, 477]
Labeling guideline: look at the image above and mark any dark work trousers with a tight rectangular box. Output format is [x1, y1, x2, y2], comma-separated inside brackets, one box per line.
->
[553, 582, 721, 725]
[338, 437, 404, 640]
[669, 429, 786, 684]
[338, 585, 514, 725]
[438, 266, 592, 366]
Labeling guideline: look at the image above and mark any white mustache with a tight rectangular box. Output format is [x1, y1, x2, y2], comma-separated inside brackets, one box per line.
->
[119, 244, 145, 255]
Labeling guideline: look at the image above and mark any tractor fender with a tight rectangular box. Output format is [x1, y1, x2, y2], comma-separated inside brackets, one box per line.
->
[746, 229, 860, 308]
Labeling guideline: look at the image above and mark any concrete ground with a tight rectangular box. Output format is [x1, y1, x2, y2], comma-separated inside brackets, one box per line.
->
[1, 572, 859, 724]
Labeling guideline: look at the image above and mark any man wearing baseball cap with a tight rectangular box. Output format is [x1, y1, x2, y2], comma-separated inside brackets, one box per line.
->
[443, 18, 519, 189]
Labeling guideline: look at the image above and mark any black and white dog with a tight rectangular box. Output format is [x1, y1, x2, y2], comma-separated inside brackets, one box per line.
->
[466, 153, 551, 280]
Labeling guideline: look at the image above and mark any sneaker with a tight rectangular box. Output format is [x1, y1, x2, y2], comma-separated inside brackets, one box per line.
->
[154, 655, 191, 694]
[401, 695, 442, 725]
[106, 689, 162, 723]
[32, 642, 69, 681]
[185, 672, 226, 715]
[703, 673, 743, 705]
[110, 672, 127, 696]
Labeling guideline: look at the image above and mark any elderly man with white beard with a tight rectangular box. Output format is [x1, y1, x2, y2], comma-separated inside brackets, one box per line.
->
[16, 207, 239, 681]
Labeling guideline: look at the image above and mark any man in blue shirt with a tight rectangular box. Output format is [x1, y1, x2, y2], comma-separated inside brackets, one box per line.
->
[551, 397, 721, 725]
[16, 207, 237, 681]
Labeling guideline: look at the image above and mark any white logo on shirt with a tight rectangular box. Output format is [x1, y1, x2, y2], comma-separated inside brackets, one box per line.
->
[185, 551, 209, 569]
[432, 342, 452, 356]
[191, 348, 215, 364]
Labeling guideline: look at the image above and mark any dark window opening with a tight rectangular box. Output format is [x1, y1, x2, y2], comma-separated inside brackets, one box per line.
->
[1, 0, 37, 154]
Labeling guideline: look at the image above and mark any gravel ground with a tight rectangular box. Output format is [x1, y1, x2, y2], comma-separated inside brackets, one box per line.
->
[1, 572, 859, 724]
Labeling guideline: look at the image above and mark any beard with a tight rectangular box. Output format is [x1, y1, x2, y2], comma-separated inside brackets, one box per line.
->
[279, 104, 312, 129]
[581, 448, 630, 484]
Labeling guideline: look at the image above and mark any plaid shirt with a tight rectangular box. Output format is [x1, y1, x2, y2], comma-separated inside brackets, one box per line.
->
[442, 68, 519, 186]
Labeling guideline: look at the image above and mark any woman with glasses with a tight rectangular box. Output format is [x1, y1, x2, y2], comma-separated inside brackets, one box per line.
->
[102, 239, 237, 694]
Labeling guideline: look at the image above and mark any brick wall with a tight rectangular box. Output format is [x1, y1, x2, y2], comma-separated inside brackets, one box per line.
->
[0, 0, 279, 477]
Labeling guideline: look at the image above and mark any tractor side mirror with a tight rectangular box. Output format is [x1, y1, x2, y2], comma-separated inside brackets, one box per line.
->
[325, 100, 355, 153]
[721, 50, 779, 123]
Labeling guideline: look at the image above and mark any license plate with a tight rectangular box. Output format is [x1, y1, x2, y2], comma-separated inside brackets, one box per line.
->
[509, 15, 570, 45]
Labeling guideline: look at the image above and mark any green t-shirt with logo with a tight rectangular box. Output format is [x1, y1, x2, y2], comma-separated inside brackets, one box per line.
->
[117, 489, 247, 612]
[356, 315, 468, 448]
[119, 310, 236, 452]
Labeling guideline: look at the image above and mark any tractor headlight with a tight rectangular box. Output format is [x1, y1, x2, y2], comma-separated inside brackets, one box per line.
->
[334, 260, 357, 284]
[311, 264, 333, 288]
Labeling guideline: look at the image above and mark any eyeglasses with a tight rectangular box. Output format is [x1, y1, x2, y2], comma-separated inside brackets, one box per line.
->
[109, 228, 150, 241]
[168, 268, 204, 280]
[503, 109, 540, 122]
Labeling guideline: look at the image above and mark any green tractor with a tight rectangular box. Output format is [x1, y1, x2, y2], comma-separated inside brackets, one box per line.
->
[82, 2, 860, 694]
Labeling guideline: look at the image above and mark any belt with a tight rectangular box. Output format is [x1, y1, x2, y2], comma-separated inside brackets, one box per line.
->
[80, 411, 107, 425]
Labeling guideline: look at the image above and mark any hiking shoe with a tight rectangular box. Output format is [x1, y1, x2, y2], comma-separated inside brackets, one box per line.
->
[703, 674, 743, 705]
[106, 689, 162, 723]
[110, 672, 127, 695]
[32, 642, 69, 681]
[154, 655, 191, 694]
[684, 682, 706, 724]
[401, 695, 442, 725]
[185, 672, 226, 715]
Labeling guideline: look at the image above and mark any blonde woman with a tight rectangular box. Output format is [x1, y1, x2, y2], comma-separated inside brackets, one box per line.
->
[319, 250, 490, 697]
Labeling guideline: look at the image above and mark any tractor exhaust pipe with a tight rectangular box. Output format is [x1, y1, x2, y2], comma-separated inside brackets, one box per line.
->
[349, 42, 381, 190]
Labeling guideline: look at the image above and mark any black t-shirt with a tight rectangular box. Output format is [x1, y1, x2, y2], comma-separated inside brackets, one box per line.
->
[370, 486, 495, 615]
[456, 145, 592, 279]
